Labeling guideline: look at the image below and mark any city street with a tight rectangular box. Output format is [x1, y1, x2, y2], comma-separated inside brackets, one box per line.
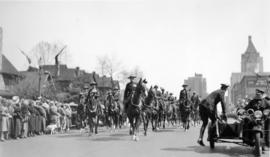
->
[1, 126, 269, 157]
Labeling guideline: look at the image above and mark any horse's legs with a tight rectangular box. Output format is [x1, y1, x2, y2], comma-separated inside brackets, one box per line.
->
[95, 115, 99, 134]
[142, 112, 146, 136]
[134, 114, 141, 141]
[88, 116, 93, 136]
[163, 113, 166, 129]
[128, 116, 133, 135]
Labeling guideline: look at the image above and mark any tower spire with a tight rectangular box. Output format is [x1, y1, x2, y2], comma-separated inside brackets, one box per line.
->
[245, 35, 257, 54]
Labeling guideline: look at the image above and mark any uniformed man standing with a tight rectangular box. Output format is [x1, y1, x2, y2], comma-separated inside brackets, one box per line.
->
[123, 75, 137, 112]
[197, 84, 229, 146]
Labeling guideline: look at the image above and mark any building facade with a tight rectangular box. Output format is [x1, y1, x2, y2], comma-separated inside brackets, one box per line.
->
[184, 73, 207, 98]
[0, 27, 21, 97]
[230, 36, 268, 105]
[231, 73, 270, 105]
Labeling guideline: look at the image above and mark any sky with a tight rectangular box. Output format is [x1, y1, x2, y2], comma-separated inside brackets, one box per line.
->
[0, 0, 269, 95]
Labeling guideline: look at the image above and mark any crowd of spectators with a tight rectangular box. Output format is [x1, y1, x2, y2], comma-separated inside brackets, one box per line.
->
[0, 96, 72, 142]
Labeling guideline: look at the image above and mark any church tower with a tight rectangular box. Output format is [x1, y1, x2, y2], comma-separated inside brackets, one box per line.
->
[241, 36, 263, 73]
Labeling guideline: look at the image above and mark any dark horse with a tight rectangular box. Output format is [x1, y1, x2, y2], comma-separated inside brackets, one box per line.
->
[157, 98, 166, 129]
[77, 93, 87, 131]
[126, 78, 147, 141]
[85, 92, 103, 136]
[180, 100, 192, 131]
[165, 100, 178, 127]
[106, 93, 121, 131]
[141, 86, 156, 135]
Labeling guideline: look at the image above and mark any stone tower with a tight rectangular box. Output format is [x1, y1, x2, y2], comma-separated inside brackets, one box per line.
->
[241, 36, 263, 73]
[0, 27, 6, 90]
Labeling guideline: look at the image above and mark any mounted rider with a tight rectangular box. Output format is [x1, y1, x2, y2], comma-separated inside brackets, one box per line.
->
[168, 93, 175, 103]
[179, 84, 190, 114]
[111, 86, 121, 111]
[179, 84, 189, 107]
[153, 85, 162, 107]
[86, 81, 100, 103]
[191, 92, 200, 111]
[123, 75, 137, 112]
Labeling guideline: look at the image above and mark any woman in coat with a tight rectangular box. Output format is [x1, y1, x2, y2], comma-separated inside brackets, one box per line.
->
[0, 99, 9, 141]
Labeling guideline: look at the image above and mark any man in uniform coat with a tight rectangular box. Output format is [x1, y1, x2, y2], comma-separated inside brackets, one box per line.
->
[179, 84, 189, 108]
[179, 84, 190, 124]
[87, 81, 99, 100]
[123, 75, 137, 112]
[197, 84, 229, 146]
[112, 86, 121, 110]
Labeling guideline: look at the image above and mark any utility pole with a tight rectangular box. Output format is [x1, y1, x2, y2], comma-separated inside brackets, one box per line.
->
[38, 65, 42, 97]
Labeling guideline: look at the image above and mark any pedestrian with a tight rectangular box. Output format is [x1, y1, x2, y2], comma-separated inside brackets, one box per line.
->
[28, 100, 37, 137]
[197, 84, 229, 146]
[0, 98, 9, 141]
[13, 96, 22, 139]
[21, 99, 30, 138]
[7, 100, 14, 139]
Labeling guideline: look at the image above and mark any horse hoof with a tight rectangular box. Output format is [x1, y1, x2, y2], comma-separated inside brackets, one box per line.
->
[135, 136, 139, 141]
[144, 132, 147, 136]
[132, 135, 136, 141]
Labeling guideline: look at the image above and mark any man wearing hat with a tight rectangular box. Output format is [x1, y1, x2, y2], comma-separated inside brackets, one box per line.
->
[244, 89, 268, 111]
[179, 84, 189, 105]
[87, 81, 99, 99]
[197, 83, 229, 146]
[123, 75, 137, 112]
[179, 84, 191, 131]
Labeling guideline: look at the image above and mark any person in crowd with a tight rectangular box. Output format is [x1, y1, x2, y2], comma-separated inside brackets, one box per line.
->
[0, 98, 9, 141]
[13, 97, 22, 139]
[28, 100, 37, 137]
[7, 100, 14, 139]
[64, 104, 72, 132]
[58, 104, 66, 133]
[21, 99, 30, 138]
[36, 101, 47, 135]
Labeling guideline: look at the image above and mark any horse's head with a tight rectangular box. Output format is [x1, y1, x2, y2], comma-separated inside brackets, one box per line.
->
[136, 78, 147, 96]
[131, 78, 147, 105]
[147, 86, 155, 98]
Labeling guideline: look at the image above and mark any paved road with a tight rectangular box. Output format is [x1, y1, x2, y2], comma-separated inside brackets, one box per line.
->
[0, 126, 269, 157]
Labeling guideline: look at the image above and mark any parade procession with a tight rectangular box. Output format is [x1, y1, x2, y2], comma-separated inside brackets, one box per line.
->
[0, 1, 270, 157]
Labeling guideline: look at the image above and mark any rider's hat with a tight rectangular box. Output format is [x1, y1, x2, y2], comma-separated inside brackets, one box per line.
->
[154, 85, 158, 88]
[90, 81, 97, 86]
[128, 75, 136, 79]
[182, 84, 188, 87]
[221, 84, 229, 89]
[83, 84, 89, 89]
[256, 89, 264, 94]
[143, 79, 147, 84]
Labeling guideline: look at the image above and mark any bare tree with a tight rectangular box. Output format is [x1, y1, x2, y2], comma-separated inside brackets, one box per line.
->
[96, 54, 122, 78]
[96, 54, 110, 76]
[118, 66, 144, 86]
[29, 41, 69, 67]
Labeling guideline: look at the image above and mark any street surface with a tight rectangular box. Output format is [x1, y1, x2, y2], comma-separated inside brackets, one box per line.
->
[0, 126, 269, 157]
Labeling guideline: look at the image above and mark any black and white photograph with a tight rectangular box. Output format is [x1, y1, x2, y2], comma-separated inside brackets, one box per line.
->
[0, 0, 269, 157]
